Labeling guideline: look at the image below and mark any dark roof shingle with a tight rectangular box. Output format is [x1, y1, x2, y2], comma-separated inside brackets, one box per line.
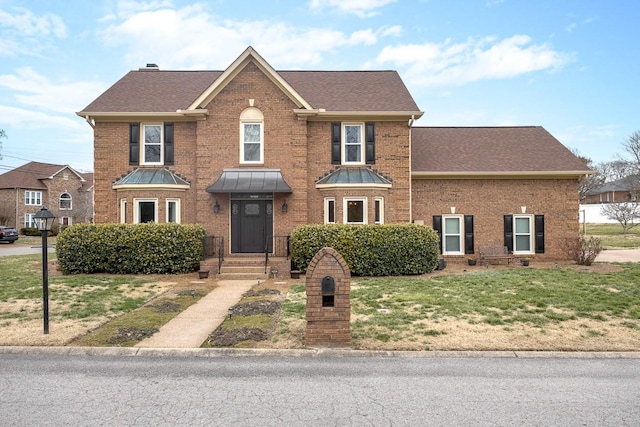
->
[79, 69, 420, 113]
[411, 126, 592, 174]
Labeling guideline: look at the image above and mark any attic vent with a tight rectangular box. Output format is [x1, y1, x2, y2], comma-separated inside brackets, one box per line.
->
[140, 63, 159, 71]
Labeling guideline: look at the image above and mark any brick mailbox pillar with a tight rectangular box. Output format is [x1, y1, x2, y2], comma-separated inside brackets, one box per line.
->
[305, 247, 351, 348]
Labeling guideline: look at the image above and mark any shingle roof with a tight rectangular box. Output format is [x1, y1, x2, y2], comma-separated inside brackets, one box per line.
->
[79, 69, 419, 114]
[411, 126, 593, 175]
[0, 162, 86, 189]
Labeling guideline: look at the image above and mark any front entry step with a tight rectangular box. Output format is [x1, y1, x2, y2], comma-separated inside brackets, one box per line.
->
[213, 256, 271, 281]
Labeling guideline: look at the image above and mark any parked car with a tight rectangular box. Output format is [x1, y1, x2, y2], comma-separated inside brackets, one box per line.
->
[0, 226, 19, 243]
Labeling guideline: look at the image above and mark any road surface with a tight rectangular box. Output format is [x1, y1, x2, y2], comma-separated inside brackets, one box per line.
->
[1, 351, 638, 426]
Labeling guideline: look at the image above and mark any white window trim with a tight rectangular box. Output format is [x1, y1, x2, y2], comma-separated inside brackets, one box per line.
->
[343, 197, 367, 224]
[25, 191, 42, 206]
[374, 197, 384, 225]
[120, 199, 127, 224]
[513, 214, 534, 255]
[59, 192, 72, 210]
[134, 198, 158, 224]
[324, 197, 336, 224]
[442, 215, 463, 255]
[342, 123, 365, 165]
[240, 122, 264, 164]
[166, 199, 181, 223]
[141, 123, 164, 165]
[25, 213, 35, 228]
[60, 216, 72, 226]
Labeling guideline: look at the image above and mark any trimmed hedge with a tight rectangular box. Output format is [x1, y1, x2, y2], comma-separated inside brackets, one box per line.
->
[56, 223, 206, 274]
[291, 223, 440, 276]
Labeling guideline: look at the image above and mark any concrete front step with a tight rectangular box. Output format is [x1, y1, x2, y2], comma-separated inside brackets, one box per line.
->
[216, 272, 271, 281]
[201, 255, 271, 280]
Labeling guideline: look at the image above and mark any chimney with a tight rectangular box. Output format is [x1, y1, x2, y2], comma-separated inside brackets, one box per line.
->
[139, 63, 159, 71]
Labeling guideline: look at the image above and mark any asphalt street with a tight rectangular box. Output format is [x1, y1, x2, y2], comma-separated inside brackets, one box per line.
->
[1, 351, 639, 426]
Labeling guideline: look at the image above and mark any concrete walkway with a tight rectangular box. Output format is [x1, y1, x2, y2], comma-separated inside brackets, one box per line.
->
[596, 248, 640, 263]
[136, 279, 256, 349]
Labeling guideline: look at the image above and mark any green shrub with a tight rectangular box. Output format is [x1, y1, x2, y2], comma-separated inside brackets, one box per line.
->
[21, 227, 41, 236]
[56, 223, 206, 274]
[291, 223, 439, 276]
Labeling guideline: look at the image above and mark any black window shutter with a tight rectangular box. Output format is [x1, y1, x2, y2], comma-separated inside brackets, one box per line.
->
[535, 215, 545, 253]
[331, 122, 341, 164]
[164, 123, 174, 165]
[464, 215, 474, 254]
[365, 122, 375, 164]
[432, 215, 443, 254]
[504, 215, 514, 253]
[129, 123, 140, 165]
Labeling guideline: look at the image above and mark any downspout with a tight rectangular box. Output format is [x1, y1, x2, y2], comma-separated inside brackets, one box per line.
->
[408, 115, 415, 223]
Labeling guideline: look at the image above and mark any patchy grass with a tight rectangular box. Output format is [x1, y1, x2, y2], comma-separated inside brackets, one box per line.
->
[583, 223, 640, 248]
[0, 253, 211, 346]
[71, 284, 214, 347]
[203, 283, 288, 348]
[268, 263, 640, 351]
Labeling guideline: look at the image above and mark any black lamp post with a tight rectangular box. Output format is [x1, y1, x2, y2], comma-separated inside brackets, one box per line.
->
[33, 206, 55, 334]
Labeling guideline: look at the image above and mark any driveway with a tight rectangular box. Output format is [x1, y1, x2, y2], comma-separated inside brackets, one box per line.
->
[596, 248, 640, 263]
[0, 243, 55, 256]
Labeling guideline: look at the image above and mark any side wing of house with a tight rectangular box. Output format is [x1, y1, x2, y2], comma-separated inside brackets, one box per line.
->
[411, 126, 593, 261]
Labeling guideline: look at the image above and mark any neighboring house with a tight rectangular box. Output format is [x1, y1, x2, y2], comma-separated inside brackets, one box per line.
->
[582, 175, 640, 204]
[77, 47, 591, 270]
[0, 162, 93, 230]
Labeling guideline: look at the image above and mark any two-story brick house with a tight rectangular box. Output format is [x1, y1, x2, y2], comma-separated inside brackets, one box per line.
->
[78, 47, 591, 272]
[0, 161, 93, 230]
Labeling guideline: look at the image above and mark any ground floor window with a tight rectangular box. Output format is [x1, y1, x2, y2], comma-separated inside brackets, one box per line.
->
[120, 199, 127, 224]
[344, 198, 366, 224]
[166, 199, 181, 223]
[60, 216, 72, 226]
[325, 198, 335, 224]
[374, 197, 384, 224]
[135, 199, 157, 223]
[443, 215, 462, 254]
[513, 215, 533, 254]
[24, 214, 35, 228]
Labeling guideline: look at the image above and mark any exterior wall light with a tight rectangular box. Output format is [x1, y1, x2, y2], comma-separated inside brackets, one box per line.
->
[282, 201, 288, 213]
[214, 200, 220, 214]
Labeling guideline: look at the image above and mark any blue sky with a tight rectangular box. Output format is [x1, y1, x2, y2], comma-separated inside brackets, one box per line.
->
[0, 0, 638, 173]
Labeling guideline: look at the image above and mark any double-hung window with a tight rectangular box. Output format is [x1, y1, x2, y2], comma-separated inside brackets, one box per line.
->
[443, 216, 462, 254]
[343, 123, 364, 164]
[241, 123, 263, 163]
[513, 215, 533, 254]
[25, 191, 42, 206]
[374, 197, 384, 224]
[143, 124, 163, 164]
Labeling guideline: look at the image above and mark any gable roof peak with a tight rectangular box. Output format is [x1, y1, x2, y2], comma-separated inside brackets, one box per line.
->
[188, 46, 313, 111]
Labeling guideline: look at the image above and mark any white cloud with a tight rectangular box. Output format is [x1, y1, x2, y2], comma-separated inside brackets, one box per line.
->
[99, 3, 394, 69]
[0, 105, 84, 131]
[377, 35, 573, 87]
[0, 6, 67, 56]
[308, 0, 397, 18]
[0, 68, 107, 113]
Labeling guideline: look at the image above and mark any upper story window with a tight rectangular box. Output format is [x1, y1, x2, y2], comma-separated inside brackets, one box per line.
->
[25, 191, 42, 206]
[143, 124, 162, 164]
[331, 122, 375, 165]
[129, 123, 174, 166]
[240, 107, 264, 164]
[59, 192, 72, 210]
[343, 123, 364, 164]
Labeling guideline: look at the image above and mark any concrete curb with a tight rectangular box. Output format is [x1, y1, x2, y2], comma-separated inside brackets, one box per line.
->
[1, 346, 639, 359]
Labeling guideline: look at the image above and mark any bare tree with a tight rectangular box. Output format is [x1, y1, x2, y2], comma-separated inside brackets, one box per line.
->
[621, 130, 640, 172]
[597, 159, 636, 182]
[0, 129, 5, 159]
[601, 201, 640, 234]
[572, 150, 603, 201]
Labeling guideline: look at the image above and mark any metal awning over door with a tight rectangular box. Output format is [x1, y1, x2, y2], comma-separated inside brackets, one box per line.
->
[206, 169, 292, 193]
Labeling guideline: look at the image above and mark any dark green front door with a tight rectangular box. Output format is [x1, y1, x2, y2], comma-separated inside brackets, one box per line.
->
[231, 199, 273, 253]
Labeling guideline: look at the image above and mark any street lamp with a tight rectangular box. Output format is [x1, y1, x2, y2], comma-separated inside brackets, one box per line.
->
[33, 206, 55, 334]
